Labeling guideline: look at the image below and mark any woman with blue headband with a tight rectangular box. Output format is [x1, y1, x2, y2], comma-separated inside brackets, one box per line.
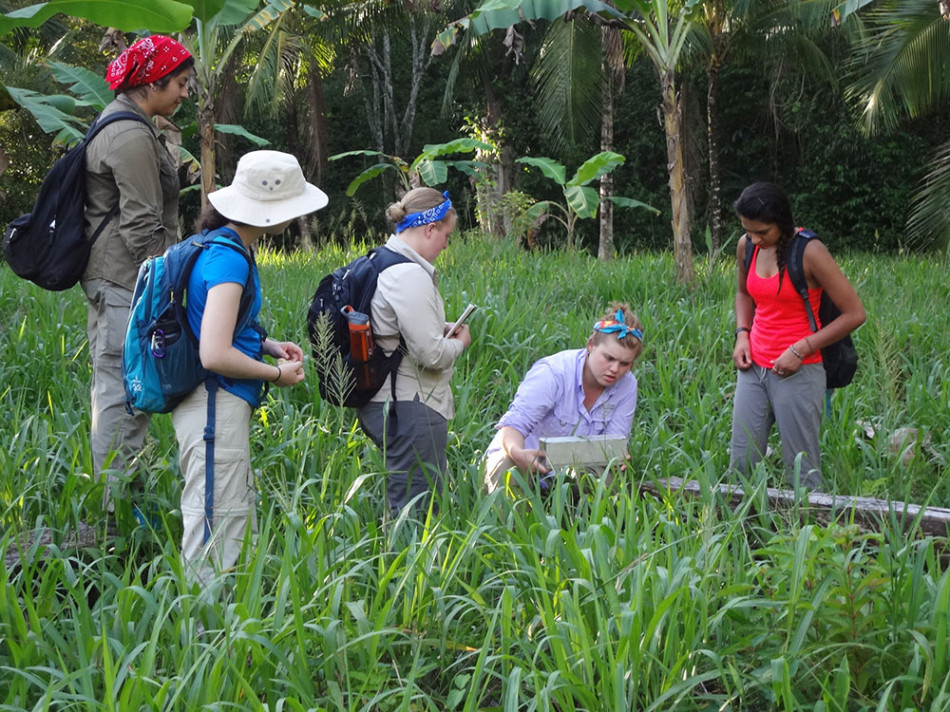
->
[483, 302, 643, 493]
[357, 187, 471, 517]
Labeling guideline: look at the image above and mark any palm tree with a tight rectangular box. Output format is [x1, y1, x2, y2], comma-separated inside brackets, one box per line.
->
[845, 0, 950, 248]
[185, 0, 299, 206]
[434, 3, 550, 239]
[690, 0, 845, 258]
[619, 0, 695, 283]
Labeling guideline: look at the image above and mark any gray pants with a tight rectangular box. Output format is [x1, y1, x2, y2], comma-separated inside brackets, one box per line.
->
[358, 398, 448, 517]
[730, 363, 825, 489]
[83, 278, 150, 506]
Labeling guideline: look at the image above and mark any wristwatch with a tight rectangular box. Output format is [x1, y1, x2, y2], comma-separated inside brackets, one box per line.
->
[734, 326, 751, 336]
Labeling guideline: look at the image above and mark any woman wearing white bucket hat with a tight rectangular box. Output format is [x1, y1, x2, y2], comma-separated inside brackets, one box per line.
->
[173, 150, 327, 587]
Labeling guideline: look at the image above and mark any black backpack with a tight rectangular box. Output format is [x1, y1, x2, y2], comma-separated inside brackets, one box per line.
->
[2, 110, 149, 291]
[307, 246, 411, 407]
[744, 228, 858, 389]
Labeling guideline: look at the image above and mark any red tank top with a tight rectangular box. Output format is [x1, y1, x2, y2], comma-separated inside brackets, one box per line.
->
[747, 246, 823, 367]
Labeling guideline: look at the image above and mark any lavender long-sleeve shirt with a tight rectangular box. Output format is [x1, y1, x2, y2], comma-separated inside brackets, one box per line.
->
[485, 348, 638, 458]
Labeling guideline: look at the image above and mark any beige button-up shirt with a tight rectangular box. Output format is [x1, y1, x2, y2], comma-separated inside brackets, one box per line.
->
[367, 234, 465, 420]
[82, 94, 179, 290]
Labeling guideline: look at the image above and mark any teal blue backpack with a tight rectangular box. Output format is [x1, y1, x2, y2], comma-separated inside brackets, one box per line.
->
[122, 229, 257, 414]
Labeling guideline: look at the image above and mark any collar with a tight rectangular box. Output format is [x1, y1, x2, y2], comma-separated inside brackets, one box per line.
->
[385, 233, 436, 279]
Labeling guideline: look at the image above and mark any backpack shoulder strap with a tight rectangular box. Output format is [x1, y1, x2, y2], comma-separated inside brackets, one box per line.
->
[352, 246, 411, 314]
[369, 245, 412, 270]
[742, 234, 755, 281]
[203, 230, 257, 332]
[365, 246, 411, 404]
[85, 111, 151, 145]
[787, 228, 819, 332]
[83, 111, 155, 246]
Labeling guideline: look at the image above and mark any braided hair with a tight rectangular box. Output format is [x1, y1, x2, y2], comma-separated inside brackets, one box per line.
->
[733, 182, 796, 294]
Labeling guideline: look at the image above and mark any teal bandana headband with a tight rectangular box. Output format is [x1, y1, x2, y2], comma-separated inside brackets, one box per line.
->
[395, 191, 452, 233]
[593, 310, 643, 341]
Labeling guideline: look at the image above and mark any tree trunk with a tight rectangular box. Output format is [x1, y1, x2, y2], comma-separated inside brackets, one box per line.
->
[472, 77, 509, 238]
[706, 40, 725, 260]
[598, 101, 615, 261]
[661, 69, 695, 284]
[306, 61, 328, 187]
[360, 43, 386, 154]
[296, 215, 312, 250]
[598, 24, 622, 261]
[396, 14, 434, 158]
[198, 100, 216, 210]
[215, 53, 242, 188]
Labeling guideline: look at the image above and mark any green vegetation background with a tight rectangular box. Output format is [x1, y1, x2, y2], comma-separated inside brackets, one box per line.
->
[2, 25, 946, 255]
[1, 237, 949, 709]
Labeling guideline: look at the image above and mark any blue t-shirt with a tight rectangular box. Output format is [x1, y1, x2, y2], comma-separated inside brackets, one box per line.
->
[185, 228, 265, 406]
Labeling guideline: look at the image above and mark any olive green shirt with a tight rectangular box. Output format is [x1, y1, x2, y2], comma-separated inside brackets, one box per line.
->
[82, 95, 179, 290]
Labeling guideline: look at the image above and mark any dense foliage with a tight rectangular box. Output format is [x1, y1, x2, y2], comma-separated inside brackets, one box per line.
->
[1, 8, 947, 253]
[1, 239, 949, 709]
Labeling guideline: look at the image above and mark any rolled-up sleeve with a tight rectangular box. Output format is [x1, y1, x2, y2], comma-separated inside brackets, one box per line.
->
[106, 128, 170, 265]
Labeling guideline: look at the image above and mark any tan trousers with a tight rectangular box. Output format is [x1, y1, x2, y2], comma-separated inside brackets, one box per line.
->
[172, 384, 256, 587]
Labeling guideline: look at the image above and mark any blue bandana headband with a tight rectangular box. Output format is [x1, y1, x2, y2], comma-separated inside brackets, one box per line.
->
[395, 191, 452, 233]
[593, 309, 643, 341]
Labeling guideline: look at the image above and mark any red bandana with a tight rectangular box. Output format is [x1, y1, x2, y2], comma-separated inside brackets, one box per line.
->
[106, 35, 191, 91]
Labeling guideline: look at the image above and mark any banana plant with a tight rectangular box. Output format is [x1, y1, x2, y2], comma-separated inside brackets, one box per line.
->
[0, 0, 193, 124]
[330, 137, 494, 197]
[0, 0, 192, 37]
[517, 151, 658, 250]
[183, 0, 298, 204]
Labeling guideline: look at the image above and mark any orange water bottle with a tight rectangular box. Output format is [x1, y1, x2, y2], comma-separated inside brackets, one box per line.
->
[342, 305, 374, 361]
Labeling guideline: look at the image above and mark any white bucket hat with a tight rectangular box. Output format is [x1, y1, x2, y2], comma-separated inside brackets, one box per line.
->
[208, 150, 328, 227]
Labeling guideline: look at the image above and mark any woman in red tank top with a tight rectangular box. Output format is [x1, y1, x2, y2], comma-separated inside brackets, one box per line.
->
[730, 182, 865, 490]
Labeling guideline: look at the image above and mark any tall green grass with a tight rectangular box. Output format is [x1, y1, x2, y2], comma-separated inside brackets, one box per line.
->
[1, 238, 948, 710]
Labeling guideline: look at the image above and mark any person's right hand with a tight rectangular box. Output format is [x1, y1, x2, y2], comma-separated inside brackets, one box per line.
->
[733, 332, 752, 370]
[510, 446, 550, 474]
[274, 359, 305, 387]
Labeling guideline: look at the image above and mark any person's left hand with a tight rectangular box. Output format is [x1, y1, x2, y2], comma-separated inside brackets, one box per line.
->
[771, 347, 801, 378]
[267, 339, 304, 362]
[449, 323, 471, 349]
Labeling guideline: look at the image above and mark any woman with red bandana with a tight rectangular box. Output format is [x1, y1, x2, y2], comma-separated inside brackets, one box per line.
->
[82, 35, 195, 514]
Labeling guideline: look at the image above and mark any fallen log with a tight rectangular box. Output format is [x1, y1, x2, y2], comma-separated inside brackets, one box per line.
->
[3, 522, 106, 570]
[640, 476, 950, 538]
